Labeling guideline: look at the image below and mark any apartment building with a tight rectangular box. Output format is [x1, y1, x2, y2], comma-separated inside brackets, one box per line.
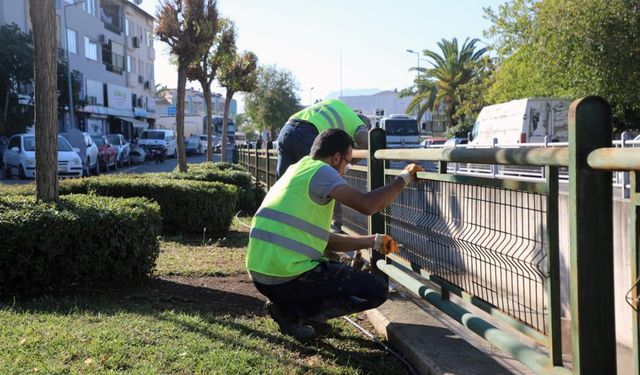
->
[0, 0, 156, 139]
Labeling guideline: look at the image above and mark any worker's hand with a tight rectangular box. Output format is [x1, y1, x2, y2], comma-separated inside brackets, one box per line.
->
[374, 233, 400, 255]
[398, 163, 424, 185]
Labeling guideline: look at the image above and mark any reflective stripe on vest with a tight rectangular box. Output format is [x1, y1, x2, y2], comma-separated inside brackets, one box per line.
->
[290, 99, 363, 138]
[255, 207, 330, 241]
[249, 228, 322, 260]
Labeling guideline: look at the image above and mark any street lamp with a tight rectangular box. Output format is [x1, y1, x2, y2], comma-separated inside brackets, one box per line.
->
[406, 49, 420, 81]
[310, 87, 314, 106]
[62, 0, 85, 130]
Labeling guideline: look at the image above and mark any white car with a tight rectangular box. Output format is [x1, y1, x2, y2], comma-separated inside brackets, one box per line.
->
[138, 129, 177, 158]
[3, 134, 83, 179]
[199, 135, 208, 154]
[106, 134, 131, 167]
[60, 129, 100, 176]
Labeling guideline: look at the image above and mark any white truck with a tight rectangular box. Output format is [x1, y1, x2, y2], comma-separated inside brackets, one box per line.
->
[469, 98, 572, 146]
[379, 114, 421, 148]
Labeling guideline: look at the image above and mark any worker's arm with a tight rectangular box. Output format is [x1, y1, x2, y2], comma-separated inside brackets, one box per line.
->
[329, 163, 423, 216]
[326, 232, 399, 254]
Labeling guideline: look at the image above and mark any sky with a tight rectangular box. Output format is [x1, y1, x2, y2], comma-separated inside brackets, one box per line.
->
[140, 0, 507, 111]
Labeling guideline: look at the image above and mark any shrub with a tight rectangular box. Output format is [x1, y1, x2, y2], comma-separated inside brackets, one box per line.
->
[0, 194, 162, 292]
[81, 176, 238, 235]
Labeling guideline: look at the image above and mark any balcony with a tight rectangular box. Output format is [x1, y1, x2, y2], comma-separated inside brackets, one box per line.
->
[103, 52, 125, 75]
[100, 1, 122, 34]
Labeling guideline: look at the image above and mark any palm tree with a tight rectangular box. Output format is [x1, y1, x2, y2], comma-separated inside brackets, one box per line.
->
[30, 0, 58, 202]
[412, 37, 486, 124]
[218, 51, 258, 162]
[186, 18, 236, 162]
[156, 0, 218, 172]
[399, 77, 437, 127]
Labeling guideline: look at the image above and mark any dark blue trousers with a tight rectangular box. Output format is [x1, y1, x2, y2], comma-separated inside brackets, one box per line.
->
[254, 261, 389, 321]
[275, 122, 318, 178]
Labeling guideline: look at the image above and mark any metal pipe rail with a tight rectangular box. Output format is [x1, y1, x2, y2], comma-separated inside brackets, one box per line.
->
[588, 148, 640, 171]
[374, 147, 569, 167]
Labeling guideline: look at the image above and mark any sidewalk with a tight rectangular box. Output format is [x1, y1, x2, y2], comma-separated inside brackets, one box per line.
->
[366, 285, 535, 375]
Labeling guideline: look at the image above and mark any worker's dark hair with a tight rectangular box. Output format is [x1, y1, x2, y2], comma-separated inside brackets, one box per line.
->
[310, 128, 355, 159]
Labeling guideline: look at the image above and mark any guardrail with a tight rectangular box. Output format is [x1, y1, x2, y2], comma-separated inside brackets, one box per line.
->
[236, 97, 638, 375]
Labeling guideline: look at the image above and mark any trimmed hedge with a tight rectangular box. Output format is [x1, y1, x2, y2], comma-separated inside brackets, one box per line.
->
[0, 194, 162, 292]
[79, 176, 239, 235]
[0, 176, 239, 235]
[172, 162, 264, 213]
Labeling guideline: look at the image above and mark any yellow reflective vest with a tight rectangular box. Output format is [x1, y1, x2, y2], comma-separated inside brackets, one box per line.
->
[289, 99, 364, 139]
[246, 156, 335, 277]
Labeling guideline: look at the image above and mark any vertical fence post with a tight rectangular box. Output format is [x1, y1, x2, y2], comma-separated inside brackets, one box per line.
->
[631, 171, 640, 375]
[545, 165, 562, 366]
[368, 127, 387, 280]
[568, 96, 615, 374]
[622, 132, 630, 199]
[253, 144, 259, 181]
[265, 141, 273, 188]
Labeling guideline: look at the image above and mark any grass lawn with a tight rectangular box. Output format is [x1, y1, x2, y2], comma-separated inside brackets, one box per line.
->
[0, 220, 408, 374]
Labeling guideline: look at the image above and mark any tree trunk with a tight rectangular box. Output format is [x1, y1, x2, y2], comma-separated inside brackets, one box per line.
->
[202, 84, 213, 162]
[176, 62, 188, 172]
[30, 0, 58, 202]
[221, 91, 233, 162]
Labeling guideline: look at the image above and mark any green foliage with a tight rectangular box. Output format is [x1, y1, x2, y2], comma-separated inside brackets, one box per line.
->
[78, 176, 239, 235]
[0, 24, 33, 136]
[172, 161, 262, 213]
[0, 194, 161, 292]
[56, 60, 84, 113]
[485, 0, 640, 131]
[243, 65, 300, 136]
[449, 57, 497, 137]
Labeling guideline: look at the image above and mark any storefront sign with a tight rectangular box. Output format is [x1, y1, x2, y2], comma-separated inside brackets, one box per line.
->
[107, 84, 132, 110]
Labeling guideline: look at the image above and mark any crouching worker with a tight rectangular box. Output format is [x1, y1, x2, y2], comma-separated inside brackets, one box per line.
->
[246, 128, 423, 340]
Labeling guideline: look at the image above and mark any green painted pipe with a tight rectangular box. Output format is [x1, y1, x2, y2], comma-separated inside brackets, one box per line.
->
[376, 260, 571, 375]
[374, 147, 569, 167]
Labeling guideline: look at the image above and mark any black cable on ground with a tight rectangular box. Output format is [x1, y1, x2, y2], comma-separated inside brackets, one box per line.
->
[342, 316, 418, 375]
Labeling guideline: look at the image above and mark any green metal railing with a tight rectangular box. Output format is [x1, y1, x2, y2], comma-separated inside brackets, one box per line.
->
[235, 97, 638, 375]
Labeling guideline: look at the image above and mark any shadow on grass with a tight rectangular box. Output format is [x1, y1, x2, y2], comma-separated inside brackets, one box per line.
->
[0, 277, 409, 374]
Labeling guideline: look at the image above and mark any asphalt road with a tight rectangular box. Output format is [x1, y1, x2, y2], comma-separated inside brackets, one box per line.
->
[0, 153, 223, 185]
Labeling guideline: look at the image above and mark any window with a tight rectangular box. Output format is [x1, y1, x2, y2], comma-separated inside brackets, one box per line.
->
[146, 30, 153, 47]
[66, 29, 77, 54]
[126, 55, 131, 72]
[82, 0, 97, 16]
[125, 19, 131, 36]
[102, 41, 124, 74]
[84, 36, 98, 61]
[64, 0, 74, 4]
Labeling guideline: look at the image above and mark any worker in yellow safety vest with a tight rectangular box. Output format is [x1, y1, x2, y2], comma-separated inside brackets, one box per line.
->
[275, 98, 370, 178]
[247, 128, 423, 340]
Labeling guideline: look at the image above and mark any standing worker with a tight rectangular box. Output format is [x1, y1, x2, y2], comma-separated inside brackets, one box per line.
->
[247, 129, 423, 340]
[275, 98, 370, 177]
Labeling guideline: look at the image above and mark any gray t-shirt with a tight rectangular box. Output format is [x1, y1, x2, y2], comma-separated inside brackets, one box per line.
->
[308, 165, 347, 205]
[249, 164, 346, 285]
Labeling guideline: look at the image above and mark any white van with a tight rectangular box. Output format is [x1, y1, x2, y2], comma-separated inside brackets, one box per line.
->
[138, 129, 177, 157]
[470, 98, 572, 146]
[379, 114, 421, 148]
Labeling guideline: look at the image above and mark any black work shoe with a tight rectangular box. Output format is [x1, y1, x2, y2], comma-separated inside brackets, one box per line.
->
[304, 319, 335, 337]
[265, 301, 316, 340]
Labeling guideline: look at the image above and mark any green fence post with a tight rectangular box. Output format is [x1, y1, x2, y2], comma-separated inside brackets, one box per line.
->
[368, 127, 387, 280]
[568, 96, 615, 374]
[545, 165, 563, 366]
[253, 144, 259, 181]
[265, 142, 273, 188]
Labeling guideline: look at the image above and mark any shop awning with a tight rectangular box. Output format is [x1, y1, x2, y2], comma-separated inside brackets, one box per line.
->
[117, 116, 148, 129]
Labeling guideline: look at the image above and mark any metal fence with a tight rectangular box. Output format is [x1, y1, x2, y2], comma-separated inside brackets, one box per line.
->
[235, 97, 639, 375]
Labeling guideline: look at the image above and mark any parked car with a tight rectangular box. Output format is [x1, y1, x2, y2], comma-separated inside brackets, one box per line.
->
[60, 129, 99, 176]
[421, 137, 447, 148]
[199, 135, 208, 154]
[91, 135, 117, 172]
[3, 134, 83, 179]
[106, 133, 131, 167]
[129, 145, 147, 164]
[185, 134, 203, 155]
[138, 129, 177, 158]
[443, 138, 469, 147]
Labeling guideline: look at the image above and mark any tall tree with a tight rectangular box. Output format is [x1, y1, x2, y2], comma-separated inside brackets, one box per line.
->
[244, 65, 299, 137]
[186, 18, 235, 162]
[156, 0, 218, 172]
[0, 24, 33, 136]
[419, 38, 487, 123]
[30, 0, 58, 202]
[218, 51, 258, 161]
[399, 78, 437, 127]
[485, 0, 640, 131]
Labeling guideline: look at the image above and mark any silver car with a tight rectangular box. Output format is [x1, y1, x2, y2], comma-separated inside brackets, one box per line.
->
[106, 134, 131, 167]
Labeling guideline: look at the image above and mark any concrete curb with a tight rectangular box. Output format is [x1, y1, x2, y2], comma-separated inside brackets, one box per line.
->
[365, 290, 534, 375]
